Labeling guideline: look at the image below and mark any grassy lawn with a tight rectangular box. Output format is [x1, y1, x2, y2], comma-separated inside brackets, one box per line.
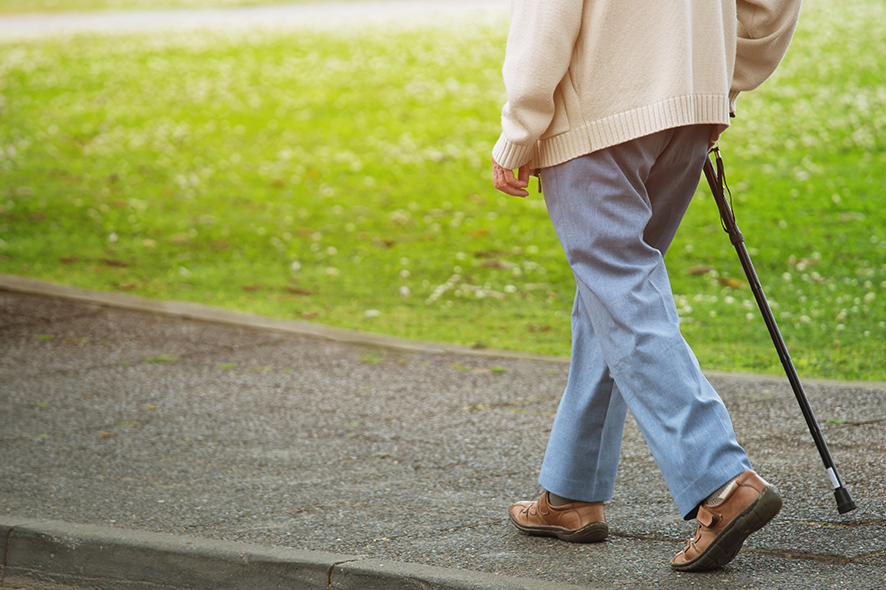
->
[1, 0, 884, 380]
[0, 0, 322, 14]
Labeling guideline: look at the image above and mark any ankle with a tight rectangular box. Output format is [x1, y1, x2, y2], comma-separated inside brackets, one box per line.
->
[547, 491, 578, 506]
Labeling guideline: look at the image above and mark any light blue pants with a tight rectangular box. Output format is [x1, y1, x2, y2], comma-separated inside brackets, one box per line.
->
[537, 125, 751, 519]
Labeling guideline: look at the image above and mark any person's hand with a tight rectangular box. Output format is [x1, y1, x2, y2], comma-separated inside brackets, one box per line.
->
[491, 157, 531, 198]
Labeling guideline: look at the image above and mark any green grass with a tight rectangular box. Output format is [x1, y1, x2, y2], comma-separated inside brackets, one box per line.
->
[0, 0, 322, 14]
[1, 0, 884, 380]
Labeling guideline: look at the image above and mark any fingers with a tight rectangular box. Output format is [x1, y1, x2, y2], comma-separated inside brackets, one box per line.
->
[491, 158, 530, 198]
[517, 164, 530, 185]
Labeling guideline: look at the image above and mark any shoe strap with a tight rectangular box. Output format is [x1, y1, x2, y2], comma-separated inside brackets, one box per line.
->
[697, 505, 722, 528]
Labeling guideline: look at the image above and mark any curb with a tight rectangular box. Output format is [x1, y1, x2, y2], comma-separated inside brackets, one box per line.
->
[4, 273, 886, 391]
[0, 517, 589, 590]
[0, 273, 568, 364]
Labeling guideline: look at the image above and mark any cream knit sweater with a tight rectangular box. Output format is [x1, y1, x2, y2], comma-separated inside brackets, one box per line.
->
[492, 0, 802, 170]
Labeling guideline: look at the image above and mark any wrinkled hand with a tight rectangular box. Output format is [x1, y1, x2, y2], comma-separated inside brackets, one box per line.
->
[491, 157, 531, 198]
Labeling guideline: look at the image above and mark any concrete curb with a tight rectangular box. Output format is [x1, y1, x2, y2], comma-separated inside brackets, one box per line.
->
[0, 517, 589, 590]
[0, 273, 568, 364]
[4, 273, 886, 391]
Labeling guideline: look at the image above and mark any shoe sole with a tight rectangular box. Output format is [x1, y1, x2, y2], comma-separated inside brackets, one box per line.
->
[670, 485, 783, 572]
[508, 513, 608, 543]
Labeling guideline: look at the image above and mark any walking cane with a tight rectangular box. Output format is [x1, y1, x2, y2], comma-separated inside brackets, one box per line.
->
[702, 146, 857, 514]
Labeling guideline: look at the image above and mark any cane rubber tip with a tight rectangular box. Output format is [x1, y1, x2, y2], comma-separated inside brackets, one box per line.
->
[835, 487, 857, 514]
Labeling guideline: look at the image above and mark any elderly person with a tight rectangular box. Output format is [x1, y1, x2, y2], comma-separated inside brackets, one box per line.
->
[491, 0, 803, 571]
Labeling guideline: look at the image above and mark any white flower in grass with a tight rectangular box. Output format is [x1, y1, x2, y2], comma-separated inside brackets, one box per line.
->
[365, 309, 381, 318]
[399, 286, 411, 297]
[290, 261, 301, 273]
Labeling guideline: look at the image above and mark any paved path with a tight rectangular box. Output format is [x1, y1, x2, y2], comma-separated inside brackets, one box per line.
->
[2, 275, 885, 589]
[1, 2, 884, 587]
[0, 0, 509, 40]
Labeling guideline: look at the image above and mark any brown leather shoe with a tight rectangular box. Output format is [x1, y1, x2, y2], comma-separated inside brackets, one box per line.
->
[508, 491, 608, 543]
[670, 470, 782, 571]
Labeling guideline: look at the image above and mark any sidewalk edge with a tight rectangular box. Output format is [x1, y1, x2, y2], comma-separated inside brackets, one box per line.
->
[0, 273, 569, 363]
[0, 516, 590, 590]
[3, 273, 885, 390]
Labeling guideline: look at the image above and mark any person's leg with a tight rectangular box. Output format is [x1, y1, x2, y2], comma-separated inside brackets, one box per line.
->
[537, 289, 628, 504]
[539, 125, 751, 519]
[536, 127, 709, 505]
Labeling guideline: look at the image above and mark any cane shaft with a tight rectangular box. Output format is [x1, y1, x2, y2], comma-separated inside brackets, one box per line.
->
[702, 150, 856, 513]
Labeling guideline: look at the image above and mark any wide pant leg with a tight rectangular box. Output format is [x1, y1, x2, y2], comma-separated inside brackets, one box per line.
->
[536, 126, 751, 518]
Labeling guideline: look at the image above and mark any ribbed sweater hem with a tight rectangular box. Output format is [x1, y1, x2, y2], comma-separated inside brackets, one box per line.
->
[494, 94, 732, 170]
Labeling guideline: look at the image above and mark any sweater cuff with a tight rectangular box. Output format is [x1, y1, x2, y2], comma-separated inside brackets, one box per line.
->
[492, 135, 535, 170]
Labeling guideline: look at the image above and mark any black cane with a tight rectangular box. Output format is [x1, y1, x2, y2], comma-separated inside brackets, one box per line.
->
[702, 147, 857, 514]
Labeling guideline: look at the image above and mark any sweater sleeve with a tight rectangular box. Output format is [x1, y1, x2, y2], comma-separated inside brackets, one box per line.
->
[492, 0, 584, 170]
[731, 0, 802, 103]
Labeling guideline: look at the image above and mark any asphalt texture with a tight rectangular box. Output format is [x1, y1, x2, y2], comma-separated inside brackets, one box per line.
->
[1, 275, 885, 589]
[2, 2, 885, 587]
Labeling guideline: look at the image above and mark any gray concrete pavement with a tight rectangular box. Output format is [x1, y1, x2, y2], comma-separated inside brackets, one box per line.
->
[3, 2, 883, 587]
[1, 275, 885, 589]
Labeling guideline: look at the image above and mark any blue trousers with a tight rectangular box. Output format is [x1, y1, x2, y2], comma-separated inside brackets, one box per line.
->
[537, 125, 751, 519]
